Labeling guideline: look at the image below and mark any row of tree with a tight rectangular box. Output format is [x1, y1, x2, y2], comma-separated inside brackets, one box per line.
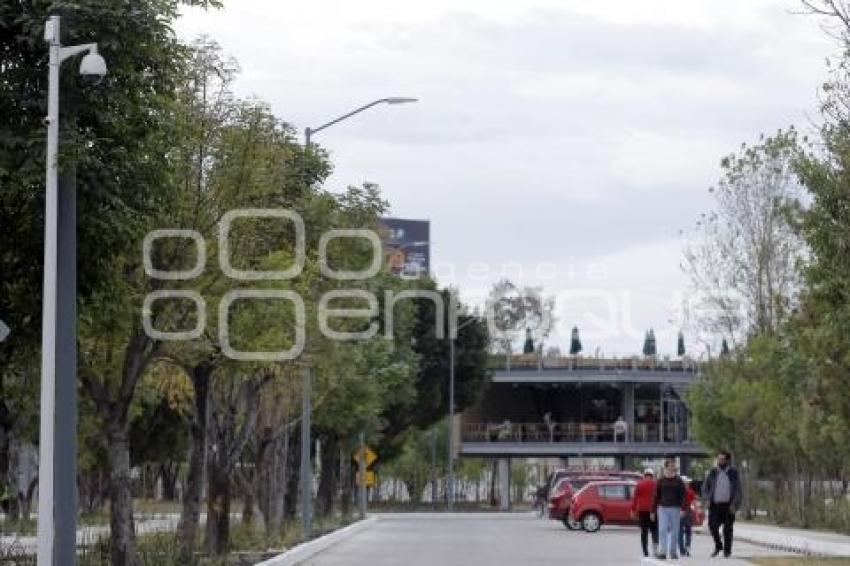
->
[685, 0, 850, 530]
[0, 2, 491, 564]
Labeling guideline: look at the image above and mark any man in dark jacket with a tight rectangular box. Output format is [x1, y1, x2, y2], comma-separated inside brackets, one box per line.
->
[652, 458, 688, 560]
[702, 450, 742, 558]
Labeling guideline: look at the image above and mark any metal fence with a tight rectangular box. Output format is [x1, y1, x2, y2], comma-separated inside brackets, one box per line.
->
[462, 421, 690, 444]
[488, 354, 701, 373]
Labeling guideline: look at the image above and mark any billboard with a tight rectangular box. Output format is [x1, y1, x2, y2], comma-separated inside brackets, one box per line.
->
[380, 217, 430, 276]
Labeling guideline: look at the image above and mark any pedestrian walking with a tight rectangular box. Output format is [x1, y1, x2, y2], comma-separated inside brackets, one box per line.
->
[651, 458, 687, 560]
[631, 467, 658, 557]
[678, 476, 697, 556]
[703, 450, 742, 558]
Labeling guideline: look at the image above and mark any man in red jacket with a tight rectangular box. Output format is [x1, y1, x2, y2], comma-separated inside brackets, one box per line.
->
[631, 468, 658, 557]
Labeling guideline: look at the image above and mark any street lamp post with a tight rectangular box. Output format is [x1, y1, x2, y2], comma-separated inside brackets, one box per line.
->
[447, 312, 478, 512]
[299, 96, 416, 539]
[39, 15, 107, 566]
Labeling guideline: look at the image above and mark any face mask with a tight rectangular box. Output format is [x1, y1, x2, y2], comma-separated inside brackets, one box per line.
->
[718, 461, 728, 470]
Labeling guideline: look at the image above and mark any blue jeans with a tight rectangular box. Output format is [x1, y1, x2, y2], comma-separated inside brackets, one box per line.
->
[679, 513, 692, 553]
[657, 506, 681, 557]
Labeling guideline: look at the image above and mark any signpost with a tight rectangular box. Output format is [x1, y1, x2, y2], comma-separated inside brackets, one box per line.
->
[354, 440, 377, 519]
[353, 446, 377, 468]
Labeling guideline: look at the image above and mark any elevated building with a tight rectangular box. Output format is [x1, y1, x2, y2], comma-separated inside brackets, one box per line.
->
[459, 353, 706, 507]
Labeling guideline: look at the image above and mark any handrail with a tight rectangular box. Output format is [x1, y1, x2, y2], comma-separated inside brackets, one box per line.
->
[487, 354, 701, 373]
[461, 421, 689, 444]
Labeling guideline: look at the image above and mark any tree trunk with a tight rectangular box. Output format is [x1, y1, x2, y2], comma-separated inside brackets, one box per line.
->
[160, 461, 180, 501]
[242, 477, 255, 526]
[316, 435, 339, 518]
[258, 424, 289, 540]
[203, 374, 262, 555]
[177, 361, 213, 563]
[205, 461, 231, 557]
[283, 423, 300, 521]
[107, 423, 138, 566]
[340, 442, 352, 518]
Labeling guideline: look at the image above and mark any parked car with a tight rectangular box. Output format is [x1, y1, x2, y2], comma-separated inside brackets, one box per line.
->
[548, 476, 614, 529]
[545, 468, 642, 499]
[569, 479, 705, 533]
[545, 470, 644, 529]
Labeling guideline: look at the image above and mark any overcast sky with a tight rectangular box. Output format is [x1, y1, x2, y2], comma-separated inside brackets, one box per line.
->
[176, 0, 836, 357]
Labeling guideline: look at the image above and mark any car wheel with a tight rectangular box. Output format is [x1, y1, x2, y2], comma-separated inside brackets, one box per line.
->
[563, 516, 581, 530]
[581, 512, 602, 533]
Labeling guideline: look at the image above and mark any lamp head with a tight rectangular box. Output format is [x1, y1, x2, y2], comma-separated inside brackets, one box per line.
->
[385, 97, 418, 105]
[79, 50, 107, 79]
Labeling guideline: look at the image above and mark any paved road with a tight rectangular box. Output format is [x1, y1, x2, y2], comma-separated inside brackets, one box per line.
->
[303, 513, 792, 566]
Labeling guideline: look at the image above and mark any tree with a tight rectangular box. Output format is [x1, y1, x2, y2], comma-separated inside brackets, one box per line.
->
[569, 326, 583, 356]
[485, 279, 554, 355]
[642, 329, 657, 357]
[0, 2, 226, 562]
[677, 331, 686, 357]
[683, 130, 805, 344]
[687, 0, 850, 530]
[379, 287, 490, 462]
[522, 327, 534, 354]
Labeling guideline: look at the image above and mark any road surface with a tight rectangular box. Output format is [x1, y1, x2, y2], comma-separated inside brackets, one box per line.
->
[303, 513, 792, 566]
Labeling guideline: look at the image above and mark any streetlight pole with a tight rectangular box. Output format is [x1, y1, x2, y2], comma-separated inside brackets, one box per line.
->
[448, 335, 456, 510]
[358, 430, 367, 519]
[447, 310, 479, 512]
[299, 96, 416, 539]
[39, 15, 107, 566]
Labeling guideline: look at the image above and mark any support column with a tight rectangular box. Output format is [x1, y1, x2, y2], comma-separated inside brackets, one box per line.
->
[624, 383, 635, 442]
[680, 456, 691, 478]
[659, 385, 665, 443]
[498, 458, 511, 511]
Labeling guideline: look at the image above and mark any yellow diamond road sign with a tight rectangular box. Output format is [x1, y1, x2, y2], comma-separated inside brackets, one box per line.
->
[354, 446, 377, 468]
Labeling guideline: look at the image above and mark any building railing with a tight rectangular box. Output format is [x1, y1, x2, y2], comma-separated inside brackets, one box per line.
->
[487, 354, 701, 373]
[462, 421, 690, 445]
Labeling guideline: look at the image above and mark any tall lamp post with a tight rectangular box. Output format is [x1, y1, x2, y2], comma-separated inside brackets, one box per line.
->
[39, 15, 107, 566]
[447, 311, 479, 511]
[300, 96, 416, 539]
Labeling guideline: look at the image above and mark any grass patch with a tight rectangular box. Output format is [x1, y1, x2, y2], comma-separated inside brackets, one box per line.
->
[0, 517, 36, 536]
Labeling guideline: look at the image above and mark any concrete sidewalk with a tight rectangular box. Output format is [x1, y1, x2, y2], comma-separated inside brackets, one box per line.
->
[732, 521, 850, 556]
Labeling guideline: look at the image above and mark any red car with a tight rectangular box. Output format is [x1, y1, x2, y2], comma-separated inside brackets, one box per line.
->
[569, 480, 705, 533]
[547, 471, 644, 529]
[548, 476, 612, 529]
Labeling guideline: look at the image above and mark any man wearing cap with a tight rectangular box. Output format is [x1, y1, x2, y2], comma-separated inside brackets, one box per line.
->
[631, 467, 658, 557]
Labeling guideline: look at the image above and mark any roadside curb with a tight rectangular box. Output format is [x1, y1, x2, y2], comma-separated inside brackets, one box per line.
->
[256, 516, 379, 566]
[733, 525, 850, 557]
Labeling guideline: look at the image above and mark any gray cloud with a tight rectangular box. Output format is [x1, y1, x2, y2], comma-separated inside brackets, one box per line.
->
[176, 0, 833, 353]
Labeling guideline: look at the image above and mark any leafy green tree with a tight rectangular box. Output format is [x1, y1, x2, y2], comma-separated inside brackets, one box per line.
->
[2, 2, 221, 563]
[642, 329, 657, 357]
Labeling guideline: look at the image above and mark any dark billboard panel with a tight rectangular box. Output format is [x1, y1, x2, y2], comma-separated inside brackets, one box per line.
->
[380, 217, 430, 276]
